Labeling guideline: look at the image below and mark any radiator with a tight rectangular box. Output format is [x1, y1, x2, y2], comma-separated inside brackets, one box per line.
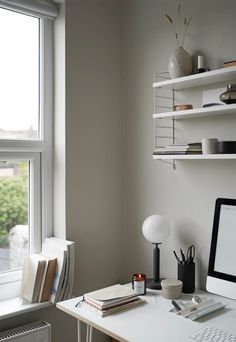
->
[0, 321, 51, 342]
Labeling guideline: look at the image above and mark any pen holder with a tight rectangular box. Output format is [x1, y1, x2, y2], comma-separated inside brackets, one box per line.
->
[178, 262, 195, 293]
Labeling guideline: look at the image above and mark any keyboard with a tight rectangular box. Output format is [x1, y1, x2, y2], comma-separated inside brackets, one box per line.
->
[189, 326, 236, 342]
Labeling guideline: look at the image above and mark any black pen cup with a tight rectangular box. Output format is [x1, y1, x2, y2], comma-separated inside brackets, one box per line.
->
[178, 262, 195, 293]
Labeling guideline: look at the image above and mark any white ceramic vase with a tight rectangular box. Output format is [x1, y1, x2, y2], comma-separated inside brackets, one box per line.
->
[168, 47, 192, 79]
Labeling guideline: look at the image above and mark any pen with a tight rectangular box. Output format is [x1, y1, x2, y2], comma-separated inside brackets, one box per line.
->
[180, 248, 186, 264]
[187, 245, 195, 264]
[171, 300, 182, 312]
[173, 250, 181, 264]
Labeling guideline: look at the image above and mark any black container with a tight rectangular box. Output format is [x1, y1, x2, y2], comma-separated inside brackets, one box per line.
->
[178, 263, 195, 293]
[218, 141, 236, 154]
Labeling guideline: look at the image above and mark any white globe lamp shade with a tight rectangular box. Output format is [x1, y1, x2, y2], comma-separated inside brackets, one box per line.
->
[142, 215, 171, 244]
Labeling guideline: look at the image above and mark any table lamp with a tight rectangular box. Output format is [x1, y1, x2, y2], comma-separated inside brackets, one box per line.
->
[142, 215, 171, 289]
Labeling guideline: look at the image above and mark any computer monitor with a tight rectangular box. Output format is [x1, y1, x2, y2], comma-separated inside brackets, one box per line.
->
[207, 198, 236, 300]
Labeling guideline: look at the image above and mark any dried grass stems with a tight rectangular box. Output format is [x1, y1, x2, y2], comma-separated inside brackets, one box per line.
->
[165, 0, 192, 48]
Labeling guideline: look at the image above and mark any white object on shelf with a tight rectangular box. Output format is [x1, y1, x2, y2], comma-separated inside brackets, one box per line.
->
[202, 88, 225, 107]
[202, 138, 218, 155]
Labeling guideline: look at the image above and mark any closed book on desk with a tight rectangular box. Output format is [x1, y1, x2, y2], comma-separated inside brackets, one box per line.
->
[83, 296, 145, 317]
[84, 284, 138, 308]
[84, 295, 140, 310]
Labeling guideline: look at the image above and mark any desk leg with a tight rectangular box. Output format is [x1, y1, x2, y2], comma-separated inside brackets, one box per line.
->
[77, 320, 93, 342]
[77, 320, 82, 342]
[86, 325, 93, 342]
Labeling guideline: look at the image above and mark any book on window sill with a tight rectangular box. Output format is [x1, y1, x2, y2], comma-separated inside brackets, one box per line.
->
[21, 253, 57, 304]
[42, 237, 75, 303]
[41, 239, 67, 303]
[21, 237, 75, 304]
[48, 237, 75, 301]
[39, 256, 57, 302]
[21, 254, 47, 303]
[83, 296, 145, 317]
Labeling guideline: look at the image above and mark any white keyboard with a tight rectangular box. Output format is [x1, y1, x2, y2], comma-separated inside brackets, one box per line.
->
[189, 326, 236, 342]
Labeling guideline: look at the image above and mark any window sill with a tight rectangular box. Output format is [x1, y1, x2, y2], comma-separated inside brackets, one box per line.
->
[0, 297, 53, 320]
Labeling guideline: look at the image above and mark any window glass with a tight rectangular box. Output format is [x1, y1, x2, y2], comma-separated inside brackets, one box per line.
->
[0, 8, 39, 140]
[0, 161, 29, 272]
[0, 5, 53, 295]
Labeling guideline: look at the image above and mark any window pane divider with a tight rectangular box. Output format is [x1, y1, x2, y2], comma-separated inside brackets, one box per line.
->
[0, 140, 47, 152]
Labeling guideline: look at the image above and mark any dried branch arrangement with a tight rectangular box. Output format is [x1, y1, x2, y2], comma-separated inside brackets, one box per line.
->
[165, 0, 192, 48]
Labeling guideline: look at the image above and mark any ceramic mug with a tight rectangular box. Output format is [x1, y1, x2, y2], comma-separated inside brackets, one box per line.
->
[202, 138, 218, 154]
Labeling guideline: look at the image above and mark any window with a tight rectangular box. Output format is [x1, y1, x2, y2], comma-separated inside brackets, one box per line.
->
[0, 1, 58, 300]
[0, 9, 39, 140]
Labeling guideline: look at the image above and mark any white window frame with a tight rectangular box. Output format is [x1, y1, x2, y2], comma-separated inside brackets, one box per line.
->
[0, 8, 54, 300]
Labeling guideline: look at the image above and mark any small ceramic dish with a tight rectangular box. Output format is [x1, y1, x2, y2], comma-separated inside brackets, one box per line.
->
[173, 104, 193, 111]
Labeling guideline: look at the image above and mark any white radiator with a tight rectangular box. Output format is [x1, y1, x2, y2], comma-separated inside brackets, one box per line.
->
[0, 321, 51, 342]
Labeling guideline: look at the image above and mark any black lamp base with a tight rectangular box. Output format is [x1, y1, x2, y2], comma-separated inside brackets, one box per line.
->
[146, 277, 163, 290]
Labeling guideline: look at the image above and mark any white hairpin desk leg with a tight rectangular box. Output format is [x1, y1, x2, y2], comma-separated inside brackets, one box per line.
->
[86, 325, 93, 342]
[77, 320, 82, 342]
[77, 321, 93, 342]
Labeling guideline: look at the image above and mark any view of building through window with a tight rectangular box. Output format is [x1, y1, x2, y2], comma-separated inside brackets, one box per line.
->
[0, 161, 29, 272]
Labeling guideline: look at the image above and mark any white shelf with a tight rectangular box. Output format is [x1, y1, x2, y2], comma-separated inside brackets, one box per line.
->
[153, 66, 236, 90]
[153, 103, 236, 119]
[153, 154, 236, 160]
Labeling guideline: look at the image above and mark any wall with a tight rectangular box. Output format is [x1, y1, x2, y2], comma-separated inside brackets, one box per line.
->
[123, 0, 236, 289]
[65, 0, 124, 296]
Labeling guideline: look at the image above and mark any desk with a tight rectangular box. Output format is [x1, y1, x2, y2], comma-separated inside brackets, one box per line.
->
[56, 289, 236, 342]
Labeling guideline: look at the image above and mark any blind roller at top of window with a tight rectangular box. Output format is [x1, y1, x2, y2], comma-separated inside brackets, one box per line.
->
[0, 0, 58, 19]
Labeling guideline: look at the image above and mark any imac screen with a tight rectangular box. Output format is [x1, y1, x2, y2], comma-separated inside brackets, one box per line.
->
[207, 197, 236, 296]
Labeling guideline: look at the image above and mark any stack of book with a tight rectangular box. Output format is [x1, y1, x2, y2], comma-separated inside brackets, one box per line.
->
[82, 284, 145, 317]
[153, 143, 202, 155]
[21, 237, 75, 304]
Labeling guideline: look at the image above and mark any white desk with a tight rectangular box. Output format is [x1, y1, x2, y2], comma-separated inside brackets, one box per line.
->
[56, 289, 236, 342]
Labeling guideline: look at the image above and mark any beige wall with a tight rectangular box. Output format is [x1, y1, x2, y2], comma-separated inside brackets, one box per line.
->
[123, 0, 236, 288]
[65, 0, 124, 296]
